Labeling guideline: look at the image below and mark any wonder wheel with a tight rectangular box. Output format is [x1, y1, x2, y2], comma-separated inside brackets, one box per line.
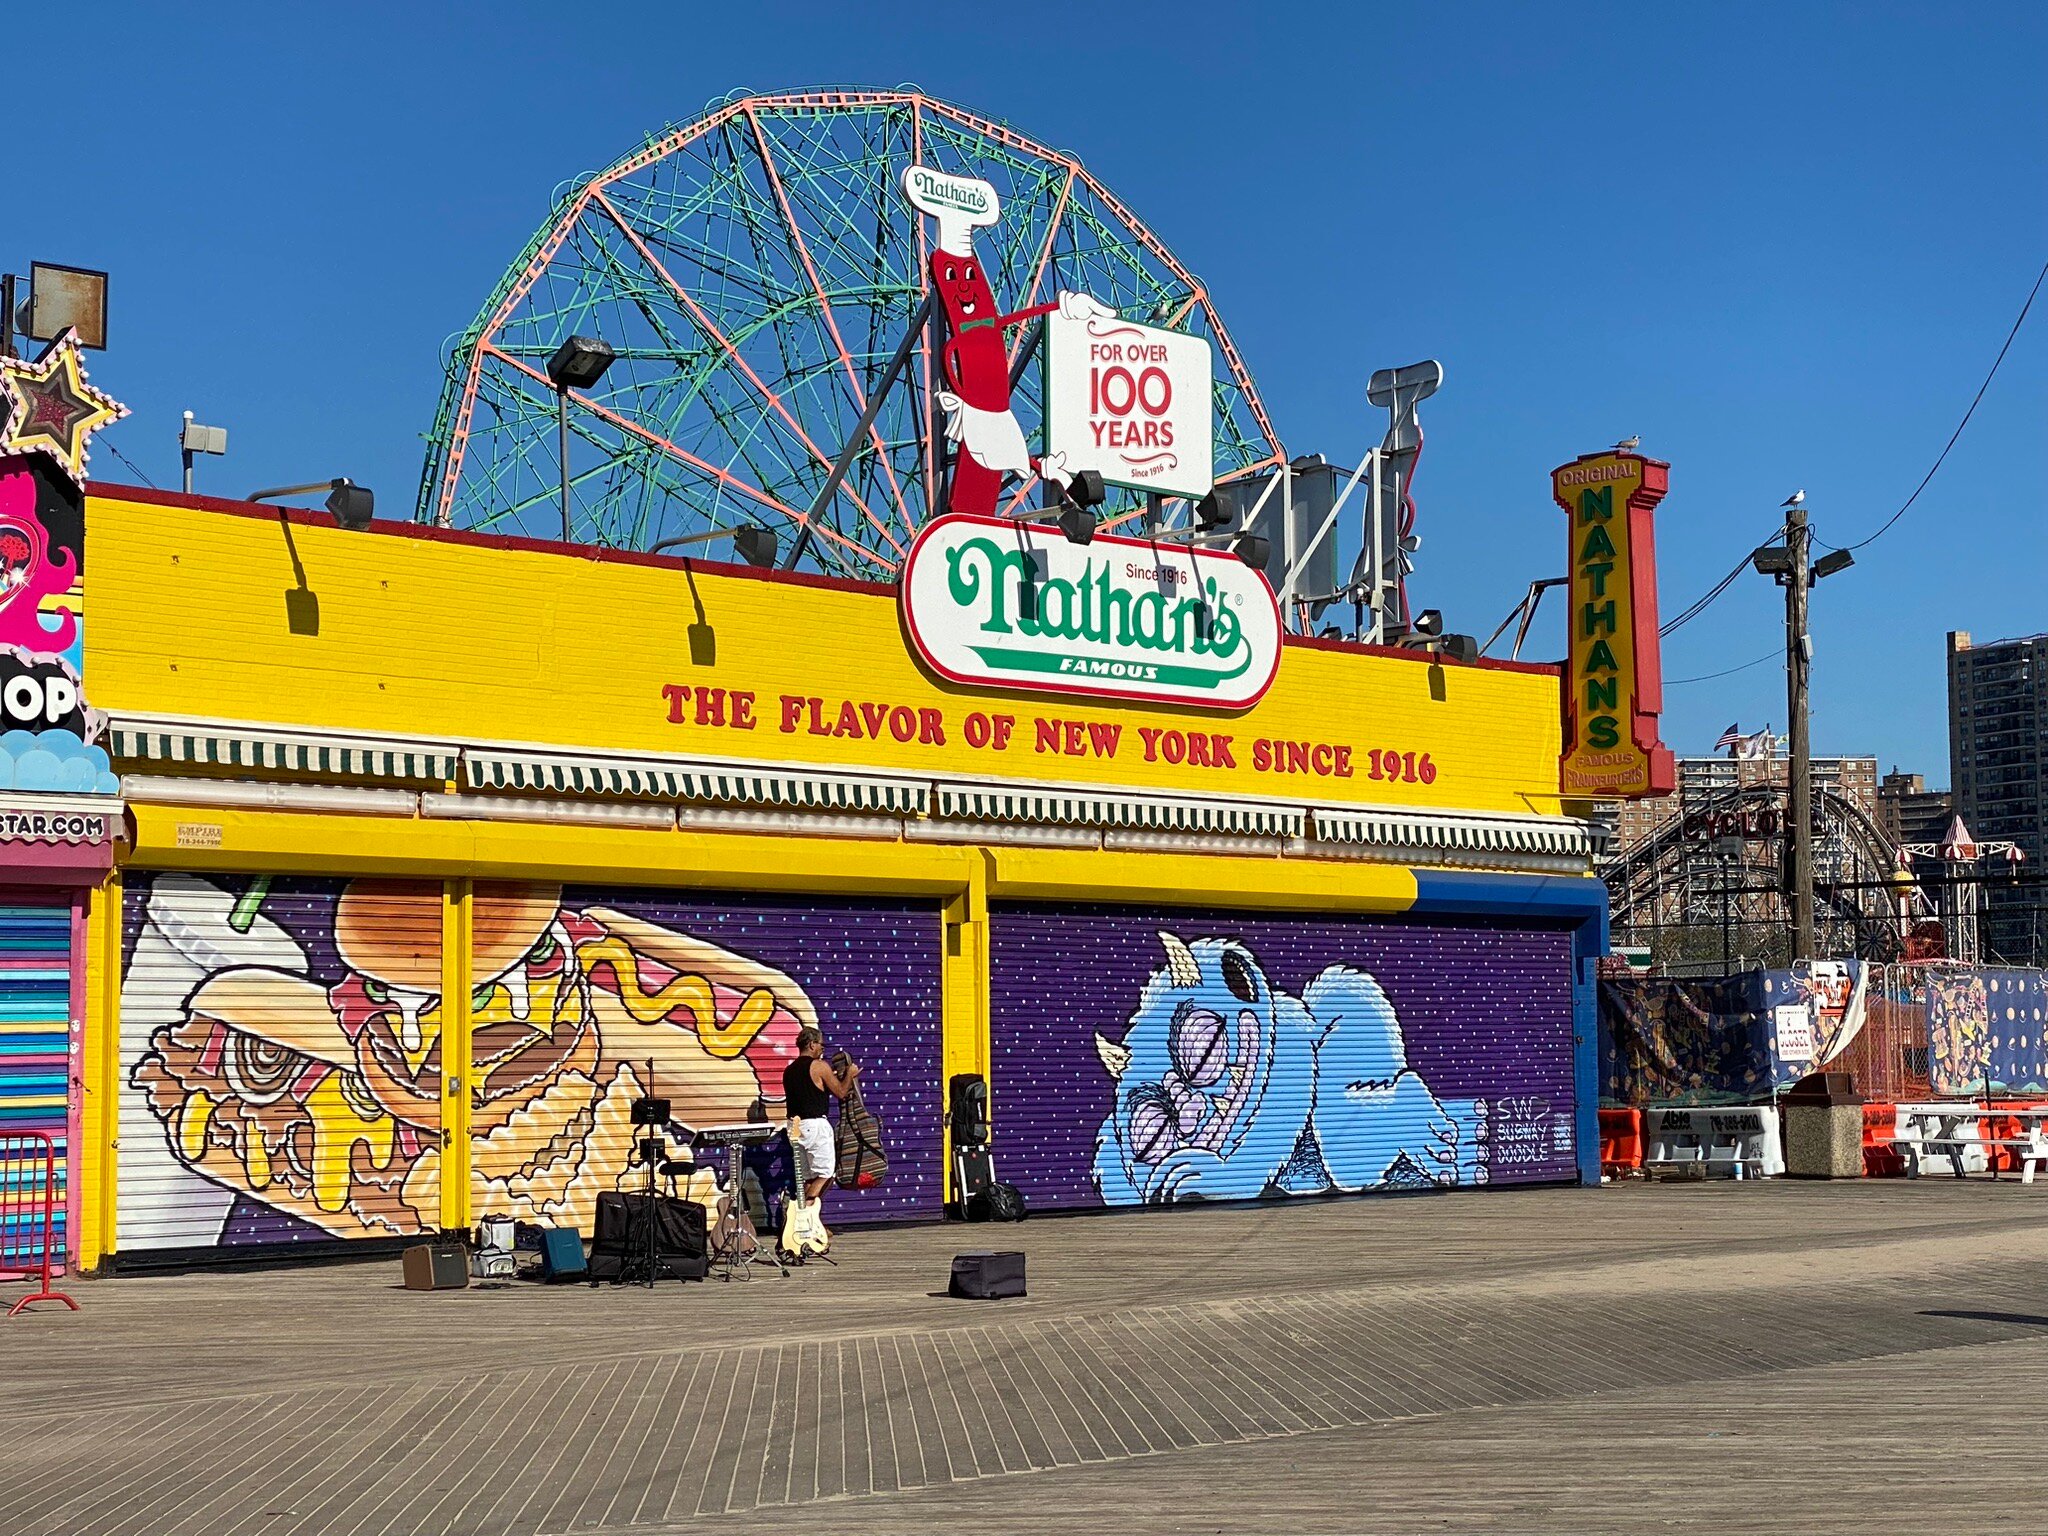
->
[416, 88, 1283, 578]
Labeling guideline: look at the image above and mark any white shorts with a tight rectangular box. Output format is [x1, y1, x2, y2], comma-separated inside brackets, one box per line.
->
[793, 1117, 835, 1183]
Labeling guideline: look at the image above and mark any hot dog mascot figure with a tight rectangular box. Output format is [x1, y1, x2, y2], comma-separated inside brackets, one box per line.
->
[900, 165, 1112, 515]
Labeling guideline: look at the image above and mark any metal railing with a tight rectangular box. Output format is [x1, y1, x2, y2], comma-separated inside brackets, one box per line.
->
[2, 1132, 77, 1316]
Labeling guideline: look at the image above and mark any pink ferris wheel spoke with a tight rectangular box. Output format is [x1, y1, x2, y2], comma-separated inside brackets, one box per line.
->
[483, 343, 889, 572]
[588, 187, 905, 562]
[744, 105, 916, 542]
[1012, 164, 1077, 363]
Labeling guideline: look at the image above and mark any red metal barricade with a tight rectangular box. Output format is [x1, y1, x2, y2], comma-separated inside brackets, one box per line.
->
[1, 1132, 78, 1316]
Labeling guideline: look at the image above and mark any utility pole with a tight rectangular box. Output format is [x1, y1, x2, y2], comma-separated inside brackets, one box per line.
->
[1752, 493, 1854, 964]
[1784, 501, 1815, 960]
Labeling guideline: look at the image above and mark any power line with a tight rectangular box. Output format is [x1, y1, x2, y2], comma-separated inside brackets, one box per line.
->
[1820, 254, 2047, 553]
[1659, 523, 1787, 638]
[101, 439, 159, 490]
[1666, 647, 1779, 685]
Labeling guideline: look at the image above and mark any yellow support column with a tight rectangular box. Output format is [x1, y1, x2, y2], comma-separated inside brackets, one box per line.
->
[438, 877, 473, 1235]
[938, 852, 989, 1207]
[76, 870, 123, 1274]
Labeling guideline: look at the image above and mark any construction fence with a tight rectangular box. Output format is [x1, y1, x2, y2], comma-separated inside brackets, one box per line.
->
[1600, 960, 2048, 1107]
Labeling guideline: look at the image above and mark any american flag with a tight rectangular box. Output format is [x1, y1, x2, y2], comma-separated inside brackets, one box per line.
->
[1714, 723, 1742, 753]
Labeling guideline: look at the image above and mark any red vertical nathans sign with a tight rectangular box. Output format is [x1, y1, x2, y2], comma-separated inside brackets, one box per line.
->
[1553, 450, 1673, 798]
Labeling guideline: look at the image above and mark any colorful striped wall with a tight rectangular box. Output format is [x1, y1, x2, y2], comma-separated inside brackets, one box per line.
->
[0, 901, 73, 1267]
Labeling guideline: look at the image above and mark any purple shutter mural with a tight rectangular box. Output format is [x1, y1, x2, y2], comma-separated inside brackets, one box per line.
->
[119, 873, 941, 1259]
[560, 888, 943, 1227]
[990, 904, 1578, 1212]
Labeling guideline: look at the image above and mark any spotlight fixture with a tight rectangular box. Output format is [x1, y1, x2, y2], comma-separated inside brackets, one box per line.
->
[1063, 468, 1106, 509]
[1056, 504, 1097, 545]
[1194, 490, 1229, 531]
[1411, 608, 1444, 637]
[1812, 548, 1855, 581]
[1231, 531, 1270, 571]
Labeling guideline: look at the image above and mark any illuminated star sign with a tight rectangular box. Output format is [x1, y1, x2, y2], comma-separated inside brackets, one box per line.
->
[0, 328, 127, 486]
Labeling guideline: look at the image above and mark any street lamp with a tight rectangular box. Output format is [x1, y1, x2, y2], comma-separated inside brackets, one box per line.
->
[647, 524, 780, 568]
[545, 336, 617, 544]
[249, 478, 374, 530]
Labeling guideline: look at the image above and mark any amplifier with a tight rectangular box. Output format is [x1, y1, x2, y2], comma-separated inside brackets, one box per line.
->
[537, 1227, 587, 1282]
[401, 1241, 470, 1291]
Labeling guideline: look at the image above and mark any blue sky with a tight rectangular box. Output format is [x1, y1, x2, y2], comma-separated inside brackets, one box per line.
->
[39, 1, 2046, 781]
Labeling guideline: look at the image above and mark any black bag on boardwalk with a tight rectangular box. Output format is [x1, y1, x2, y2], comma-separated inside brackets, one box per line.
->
[982, 1180, 1026, 1222]
[949, 1250, 1026, 1299]
[830, 1050, 888, 1189]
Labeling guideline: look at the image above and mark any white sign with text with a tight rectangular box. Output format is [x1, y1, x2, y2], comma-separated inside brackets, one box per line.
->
[1044, 303, 1214, 500]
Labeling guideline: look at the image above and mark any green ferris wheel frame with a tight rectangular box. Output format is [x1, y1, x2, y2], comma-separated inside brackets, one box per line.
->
[416, 87, 1285, 580]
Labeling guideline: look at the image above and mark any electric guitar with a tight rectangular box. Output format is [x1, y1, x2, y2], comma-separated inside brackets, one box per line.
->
[694, 1122, 779, 1266]
[780, 1124, 832, 1260]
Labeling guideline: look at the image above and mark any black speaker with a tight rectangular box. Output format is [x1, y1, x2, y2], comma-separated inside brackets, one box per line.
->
[949, 1250, 1026, 1299]
[949, 1073, 989, 1145]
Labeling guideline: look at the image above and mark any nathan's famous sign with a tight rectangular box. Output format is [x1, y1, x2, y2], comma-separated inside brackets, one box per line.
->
[901, 514, 1282, 710]
[1552, 450, 1673, 798]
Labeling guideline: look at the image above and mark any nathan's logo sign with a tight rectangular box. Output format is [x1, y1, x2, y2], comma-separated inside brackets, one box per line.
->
[1553, 451, 1673, 798]
[901, 515, 1281, 709]
[901, 167, 998, 224]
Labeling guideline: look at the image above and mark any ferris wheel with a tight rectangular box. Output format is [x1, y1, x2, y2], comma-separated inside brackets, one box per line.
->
[415, 88, 1284, 580]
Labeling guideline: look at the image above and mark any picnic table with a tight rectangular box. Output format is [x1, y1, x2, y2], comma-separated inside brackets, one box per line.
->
[1891, 1103, 2048, 1182]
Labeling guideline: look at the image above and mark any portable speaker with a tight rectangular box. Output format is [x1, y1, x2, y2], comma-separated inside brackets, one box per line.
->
[949, 1073, 989, 1145]
[537, 1228, 587, 1282]
[401, 1241, 469, 1291]
[948, 1250, 1026, 1299]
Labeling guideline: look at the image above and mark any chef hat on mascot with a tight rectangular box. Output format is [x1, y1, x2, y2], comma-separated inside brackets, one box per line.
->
[899, 166, 1000, 257]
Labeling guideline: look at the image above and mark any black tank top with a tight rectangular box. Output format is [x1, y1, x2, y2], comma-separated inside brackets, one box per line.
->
[783, 1056, 830, 1118]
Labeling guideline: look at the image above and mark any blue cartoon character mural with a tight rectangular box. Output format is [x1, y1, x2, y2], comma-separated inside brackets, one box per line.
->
[1092, 932, 1484, 1204]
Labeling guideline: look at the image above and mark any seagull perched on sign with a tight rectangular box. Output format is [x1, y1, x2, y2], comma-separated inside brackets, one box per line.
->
[1614, 435, 1639, 452]
[1783, 489, 1806, 507]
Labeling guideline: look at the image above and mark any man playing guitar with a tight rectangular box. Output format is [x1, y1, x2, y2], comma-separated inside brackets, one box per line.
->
[783, 1027, 858, 1215]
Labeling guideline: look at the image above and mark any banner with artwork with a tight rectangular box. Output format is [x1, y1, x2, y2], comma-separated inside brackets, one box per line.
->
[1925, 966, 2048, 1097]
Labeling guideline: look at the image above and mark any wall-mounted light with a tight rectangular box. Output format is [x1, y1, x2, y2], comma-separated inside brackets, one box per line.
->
[249, 478, 374, 530]
[732, 525, 778, 568]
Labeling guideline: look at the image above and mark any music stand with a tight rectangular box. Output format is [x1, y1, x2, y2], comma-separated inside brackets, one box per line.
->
[618, 1059, 676, 1289]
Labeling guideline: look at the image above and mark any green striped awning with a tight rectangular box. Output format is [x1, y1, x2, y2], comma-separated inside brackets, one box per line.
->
[464, 750, 929, 815]
[1309, 807, 1596, 859]
[933, 783, 1304, 839]
[109, 718, 457, 783]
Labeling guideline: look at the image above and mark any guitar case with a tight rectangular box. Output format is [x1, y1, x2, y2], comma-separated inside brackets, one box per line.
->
[830, 1050, 889, 1189]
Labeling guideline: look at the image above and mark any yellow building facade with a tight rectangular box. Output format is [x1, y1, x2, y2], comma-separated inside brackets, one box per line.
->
[72, 486, 1605, 1270]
